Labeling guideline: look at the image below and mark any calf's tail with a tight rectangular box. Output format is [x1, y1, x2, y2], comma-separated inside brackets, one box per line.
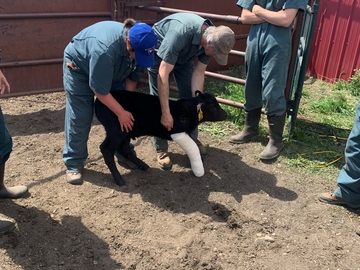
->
[170, 132, 204, 177]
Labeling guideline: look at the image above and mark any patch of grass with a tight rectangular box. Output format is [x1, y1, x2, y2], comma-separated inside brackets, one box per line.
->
[310, 94, 352, 115]
[202, 66, 359, 177]
[334, 69, 360, 96]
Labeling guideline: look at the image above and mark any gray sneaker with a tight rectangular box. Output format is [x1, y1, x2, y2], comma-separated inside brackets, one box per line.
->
[66, 172, 83, 185]
[157, 152, 172, 169]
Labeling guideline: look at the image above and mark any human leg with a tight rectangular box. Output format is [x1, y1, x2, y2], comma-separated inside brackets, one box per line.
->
[319, 100, 360, 208]
[230, 42, 263, 144]
[63, 91, 94, 184]
[148, 63, 171, 168]
[259, 44, 290, 159]
[230, 108, 262, 143]
[0, 163, 28, 198]
[259, 114, 285, 160]
[173, 63, 207, 154]
[62, 61, 94, 184]
[0, 108, 28, 198]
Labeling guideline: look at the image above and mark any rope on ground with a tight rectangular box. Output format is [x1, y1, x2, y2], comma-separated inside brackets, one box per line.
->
[299, 134, 347, 168]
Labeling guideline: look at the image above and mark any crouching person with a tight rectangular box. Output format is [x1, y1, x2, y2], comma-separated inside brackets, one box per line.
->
[62, 19, 157, 185]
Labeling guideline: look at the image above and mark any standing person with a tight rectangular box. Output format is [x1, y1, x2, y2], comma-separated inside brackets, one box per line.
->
[148, 12, 235, 169]
[0, 69, 28, 234]
[318, 100, 360, 209]
[230, 0, 308, 160]
[63, 19, 157, 185]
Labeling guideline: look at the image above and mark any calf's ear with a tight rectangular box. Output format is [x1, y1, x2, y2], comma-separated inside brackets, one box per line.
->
[195, 90, 202, 97]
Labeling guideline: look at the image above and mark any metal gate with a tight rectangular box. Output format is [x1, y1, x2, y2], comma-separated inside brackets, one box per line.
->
[0, 0, 319, 135]
[0, 0, 114, 96]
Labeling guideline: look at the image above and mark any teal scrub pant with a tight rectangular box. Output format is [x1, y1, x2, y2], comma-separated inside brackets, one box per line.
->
[0, 107, 12, 165]
[334, 100, 360, 204]
[62, 56, 95, 173]
[62, 51, 128, 174]
[243, 25, 291, 116]
[147, 55, 198, 152]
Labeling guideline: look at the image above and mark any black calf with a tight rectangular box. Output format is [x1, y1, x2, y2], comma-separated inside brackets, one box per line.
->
[94, 90, 227, 186]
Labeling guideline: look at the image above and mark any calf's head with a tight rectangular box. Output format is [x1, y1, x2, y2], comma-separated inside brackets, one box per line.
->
[195, 90, 227, 123]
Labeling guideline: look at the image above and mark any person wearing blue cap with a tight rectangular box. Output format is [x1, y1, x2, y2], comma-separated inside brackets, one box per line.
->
[148, 13, 235, 169]
[62, 19, 157, 185]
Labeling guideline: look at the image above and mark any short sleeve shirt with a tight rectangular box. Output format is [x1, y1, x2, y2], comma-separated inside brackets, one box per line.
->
[236, 0, 308, 47]
[236, 0, 307, 13]
[68, 21, 144, 95]
[152, 13, 212, 66]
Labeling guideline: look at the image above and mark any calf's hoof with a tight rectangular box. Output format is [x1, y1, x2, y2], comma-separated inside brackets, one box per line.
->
[138, 163, 150, 171]
[114, 177, 126, 187]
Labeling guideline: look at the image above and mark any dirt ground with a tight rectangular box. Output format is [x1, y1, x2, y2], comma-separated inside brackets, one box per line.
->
[0, 91, 360, 270]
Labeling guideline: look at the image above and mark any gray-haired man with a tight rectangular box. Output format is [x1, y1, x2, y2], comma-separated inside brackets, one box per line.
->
[148, 12, 235, 169]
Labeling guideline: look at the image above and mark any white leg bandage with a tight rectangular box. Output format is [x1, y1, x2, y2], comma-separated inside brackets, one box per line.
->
[170, 132, 204, 177]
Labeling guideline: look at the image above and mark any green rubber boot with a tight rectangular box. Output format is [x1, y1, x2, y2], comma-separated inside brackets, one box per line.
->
[259, 114, 285, 160]
[229, 108, 262, 144]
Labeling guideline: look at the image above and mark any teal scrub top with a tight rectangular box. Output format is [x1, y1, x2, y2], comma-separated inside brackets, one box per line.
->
[67, 21, 144, 95]
[152, 13, 213, 66]
[236, 0, 308, 47]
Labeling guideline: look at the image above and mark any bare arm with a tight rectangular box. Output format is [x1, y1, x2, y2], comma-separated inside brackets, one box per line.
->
[191, 61, 207, 96]
[158, 60, 175, 131]
[124, 77, 138, 91]
[252, 5, 299, 28]
[240, 8, 266, 25]
[0, 70, 10, 95]
[94, 91, 134, 133]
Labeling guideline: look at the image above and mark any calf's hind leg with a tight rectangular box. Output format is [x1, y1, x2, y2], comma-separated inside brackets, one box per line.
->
[117, 138, 150, 171]
[100, 136, 126, 186]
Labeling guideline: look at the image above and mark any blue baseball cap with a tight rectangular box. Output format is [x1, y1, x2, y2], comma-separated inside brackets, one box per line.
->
[129, 23, 157, 68]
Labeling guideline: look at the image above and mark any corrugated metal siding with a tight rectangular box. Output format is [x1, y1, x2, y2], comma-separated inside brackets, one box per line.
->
[1, 0, 249, 97]
[0, 0, 113, 97]
[308, 0, 360, 82]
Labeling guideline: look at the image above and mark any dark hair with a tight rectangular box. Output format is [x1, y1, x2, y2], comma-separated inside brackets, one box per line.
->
[124, 18, 136, 30]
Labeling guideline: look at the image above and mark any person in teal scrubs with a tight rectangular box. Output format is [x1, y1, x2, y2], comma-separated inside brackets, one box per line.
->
[148, 13, 235, 169]
[319, 100, 360, 209]
[0, 69, 28, 234]
[230, 0, 308, 160]
[63, 19, 157, 185]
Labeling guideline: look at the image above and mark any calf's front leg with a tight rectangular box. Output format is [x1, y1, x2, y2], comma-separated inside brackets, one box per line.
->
[170, 132, 204, 177]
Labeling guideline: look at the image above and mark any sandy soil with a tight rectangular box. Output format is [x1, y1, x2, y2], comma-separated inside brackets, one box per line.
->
[0, 92, 360, 270]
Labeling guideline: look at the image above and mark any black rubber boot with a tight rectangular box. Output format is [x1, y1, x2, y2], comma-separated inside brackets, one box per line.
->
[259, 114, 285, 160]
[0, 218, 15, 234]
[0, 163, 28, 198]
[229, 108, 262, 143]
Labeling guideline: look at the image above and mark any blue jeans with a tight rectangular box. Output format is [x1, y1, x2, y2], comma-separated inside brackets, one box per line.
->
[334, 100, 360, 204]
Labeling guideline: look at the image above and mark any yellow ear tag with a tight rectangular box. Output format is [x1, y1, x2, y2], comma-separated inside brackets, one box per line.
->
[197, 105, 203, 121]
